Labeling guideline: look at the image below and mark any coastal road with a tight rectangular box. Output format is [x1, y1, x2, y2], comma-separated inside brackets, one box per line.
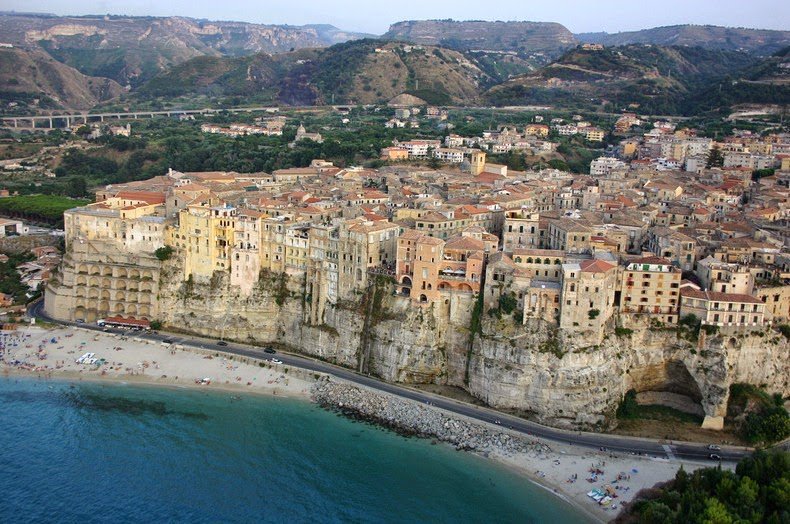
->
[29, 300, 750, 464]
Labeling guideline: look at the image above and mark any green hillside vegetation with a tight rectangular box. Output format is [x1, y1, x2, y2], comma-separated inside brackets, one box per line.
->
[137, 55, 263, 98]
[0, 195, 90, 226]
[0, 47, 123, 112]
[40, 40, 143, 85]
[467, 51, 541, 84]
[616, 450, 789, 524]
[487, 45, 758, 115]
[685, 47, 790, 114]
[727, 383, 790, 445]
[0, 13, 370, 87]
[134, 40, 488, 106]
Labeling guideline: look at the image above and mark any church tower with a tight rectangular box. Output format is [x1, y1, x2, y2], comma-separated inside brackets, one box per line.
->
[470, 150, 486, 176]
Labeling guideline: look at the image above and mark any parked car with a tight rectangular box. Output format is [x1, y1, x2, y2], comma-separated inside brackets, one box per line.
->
[271, 358, 283, 364]
[217, 341, 228, 346]
[264, 347, 276, 354]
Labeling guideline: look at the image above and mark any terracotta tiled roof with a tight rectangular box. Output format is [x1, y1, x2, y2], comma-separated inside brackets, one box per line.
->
[630, 256, 673, 265]
[579, 259, 616, 273]
[680, 288, 763, 304]
[115, 191, 166, 204]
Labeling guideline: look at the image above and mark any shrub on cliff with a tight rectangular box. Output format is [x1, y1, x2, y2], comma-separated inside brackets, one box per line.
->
[616, 389, 639, 419]
[498, 293, 518, 315]
[154, 246, 174, 261]
[728, 383, 790, 445]
[614, 327, 633, 337]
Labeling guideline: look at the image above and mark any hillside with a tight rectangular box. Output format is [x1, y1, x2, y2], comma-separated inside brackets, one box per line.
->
[136, 40, 490, 106]
[577, 25, 790, 56]
[0, 13, 369, 87]
[383, 20, 576, 58]
[0, 46, 124, 110]
[684, 46, 790, 114]
[486, 44, 758, 115]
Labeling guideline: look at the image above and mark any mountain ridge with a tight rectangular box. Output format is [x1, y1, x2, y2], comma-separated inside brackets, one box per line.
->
[0, 12, 371, 87]
[576, 24, 790, 56]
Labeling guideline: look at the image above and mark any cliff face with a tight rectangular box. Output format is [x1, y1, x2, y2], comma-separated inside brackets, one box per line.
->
[154, 268, 789, 431]
[383, 20, 576, 57]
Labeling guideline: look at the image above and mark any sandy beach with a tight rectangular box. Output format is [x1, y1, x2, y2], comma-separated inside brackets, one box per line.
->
[1, 325, 314, 398]
[2, 324, 728, 522]
[485, 435, 719, 521]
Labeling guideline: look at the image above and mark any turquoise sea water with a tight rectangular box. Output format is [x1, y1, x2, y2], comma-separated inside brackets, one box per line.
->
[0, 377, 592, 523]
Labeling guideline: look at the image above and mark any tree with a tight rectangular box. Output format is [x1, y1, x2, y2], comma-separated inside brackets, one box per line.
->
[701, 498, 733, 524]
[66, 177, 88, 198]
[706, 145, 724, 168]
[752, 168, 775, 181]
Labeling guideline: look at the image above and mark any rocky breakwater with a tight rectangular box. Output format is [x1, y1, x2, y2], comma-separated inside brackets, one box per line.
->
[311, 377, 551, 457]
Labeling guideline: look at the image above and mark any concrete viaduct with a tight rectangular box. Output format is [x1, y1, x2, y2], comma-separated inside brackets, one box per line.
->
[0, 106, 349, 130]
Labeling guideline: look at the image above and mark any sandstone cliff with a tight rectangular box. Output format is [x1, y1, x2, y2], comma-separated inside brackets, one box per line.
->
[154, 267, 789, 431]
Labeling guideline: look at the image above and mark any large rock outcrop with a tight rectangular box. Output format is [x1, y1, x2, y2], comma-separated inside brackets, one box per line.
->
[154, 268, 789, 431]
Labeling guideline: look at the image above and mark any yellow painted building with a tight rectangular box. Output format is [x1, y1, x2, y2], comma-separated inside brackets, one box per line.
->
[176, 204, 237, 280]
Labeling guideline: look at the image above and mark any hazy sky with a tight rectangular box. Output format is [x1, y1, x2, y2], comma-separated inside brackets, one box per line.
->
[4, 0, 789, 34]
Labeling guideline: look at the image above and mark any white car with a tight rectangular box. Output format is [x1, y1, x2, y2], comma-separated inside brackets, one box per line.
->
[271, 359, 283, 364]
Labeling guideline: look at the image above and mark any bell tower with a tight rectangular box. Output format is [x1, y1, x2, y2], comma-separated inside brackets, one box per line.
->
[470, 151, 486, 176]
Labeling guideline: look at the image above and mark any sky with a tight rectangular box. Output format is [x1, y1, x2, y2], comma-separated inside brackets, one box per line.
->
[3, 0, 789, 34]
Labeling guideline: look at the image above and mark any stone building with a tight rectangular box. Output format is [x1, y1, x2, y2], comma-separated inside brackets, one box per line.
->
[511, 249, 565, 282]
[559, 258, 619, 342]
[502, 211, 541, 252]
[547, 218, 594, 253]
[230, 209, 266, 296]
[696, 257, 754, 295]
[680, 288, 766, 327]
[646, 226, 697, 271]
[177, 203, 237, 281]
[45, 200, 166, 323]
[755, 284, 790, 322]
[620, 256, 681, 323]
[399, 231, 493, 303]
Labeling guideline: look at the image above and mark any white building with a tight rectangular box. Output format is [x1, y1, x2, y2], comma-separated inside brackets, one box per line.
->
[590, 157, 628, 176]
[432, 148, 465, 163]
